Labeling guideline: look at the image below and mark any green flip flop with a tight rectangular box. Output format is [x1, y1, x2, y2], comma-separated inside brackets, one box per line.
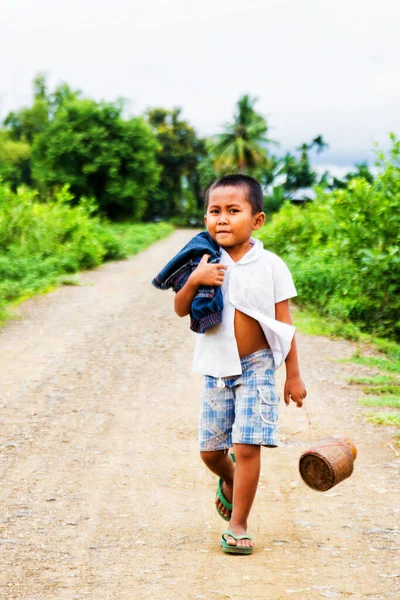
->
[215, 453, 236, 522]
[220, 530, 254, 555]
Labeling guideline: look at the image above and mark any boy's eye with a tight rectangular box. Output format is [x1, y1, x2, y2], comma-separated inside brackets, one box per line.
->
[209, 209, 219, 214]
[230, 208, 239, 213]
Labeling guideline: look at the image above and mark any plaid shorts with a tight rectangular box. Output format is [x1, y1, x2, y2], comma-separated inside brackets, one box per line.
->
[199, 349, 279, 450]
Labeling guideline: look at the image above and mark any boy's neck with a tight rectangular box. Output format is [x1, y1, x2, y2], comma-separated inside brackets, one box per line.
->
[223, 239, 254, 263]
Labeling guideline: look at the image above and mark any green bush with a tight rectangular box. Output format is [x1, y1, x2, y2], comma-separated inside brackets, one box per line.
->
[31, 99, 160, 220]
[107, 222, 174, 255]
[257, 136, 400, 341]
[0, 183, 173, 316]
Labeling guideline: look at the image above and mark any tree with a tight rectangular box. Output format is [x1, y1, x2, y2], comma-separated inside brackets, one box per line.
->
[50, 82, 81, 116]
[211, 95, 276, 175]
[331, 162, 374, 189]
[311, 135, 329, 154]
[0, 132, 31, 188]
[2, 75, 82, 189]
[32, 99, 160, 220]
[3, 74, 50, 144]
[277, 151, 313, 192]
[295, 143, 317, 189]
[278, 135, 329, 193]
[3, 74, 82, 144]
[145, 108, 205, 220]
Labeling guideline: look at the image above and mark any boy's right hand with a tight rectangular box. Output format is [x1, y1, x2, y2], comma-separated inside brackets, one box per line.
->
[191, 254, 227, 287]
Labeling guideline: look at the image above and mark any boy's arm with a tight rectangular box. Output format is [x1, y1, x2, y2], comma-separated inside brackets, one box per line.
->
[174, 254, 227, 317]
[275, 299, 307, 408]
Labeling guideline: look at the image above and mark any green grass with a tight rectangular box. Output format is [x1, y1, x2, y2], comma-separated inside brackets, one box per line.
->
[108, 222, 174, 256]
[57, 276, 81, 286]
[293, 306, 400, 364]
[372, 338, 400, 362]
[0, 184, 175, 321]
[360, 396, 400, 409]
[292, 305, 400, 444]
[0, 212, 174, 323]
[363, 385, 400, 396]
[342, 355, 400, 373]
[365, 412, 400, 426]
[292, 307, 362, 341]
[349, 375, 399, 386]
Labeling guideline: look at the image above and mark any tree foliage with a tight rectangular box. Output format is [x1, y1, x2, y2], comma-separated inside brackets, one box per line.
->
[0, 181, 173, 317]
[211, 95, 276, 176]
[0, 74, 380, 228]
[3, 74, 50, 144]
[258, 136, 400, 341]
[32, 99, 160, 220]
[277, 135, 329, 193]
[145, 108, 205, 220]
[3, 75, 160, 220]
[0, 132, 32, 188]
[331, 161, 374, 189]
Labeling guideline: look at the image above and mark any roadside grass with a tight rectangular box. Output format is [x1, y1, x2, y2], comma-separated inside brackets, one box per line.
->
[366, 413, 400, 426]
[360, 396, 400, 409]
[291, 307, 362, 341]
[293, 305, 400, 446]
[292, 306, 400, 363]
[57, 276, 81, 286]
[345, 355, 400, 373]
[363, 385, 400, 396]
[348, 375, 398, 386]
[107, 222, 174, 256]
[0, 221, 174, 324]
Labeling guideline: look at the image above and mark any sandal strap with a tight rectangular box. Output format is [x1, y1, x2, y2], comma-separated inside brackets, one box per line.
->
[216, 479, 232, 511]
[222, 530, 253, 542]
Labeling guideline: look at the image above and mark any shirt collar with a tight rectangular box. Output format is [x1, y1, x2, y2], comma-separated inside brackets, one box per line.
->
[221, 237, 264, 265]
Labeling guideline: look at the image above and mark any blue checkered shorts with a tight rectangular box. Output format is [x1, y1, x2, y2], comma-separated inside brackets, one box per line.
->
[199, 349, 279, 450]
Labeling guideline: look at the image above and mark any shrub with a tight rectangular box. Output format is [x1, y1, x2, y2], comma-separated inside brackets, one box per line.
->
[0, 183, 174, 316]
[257, 136, 400, 341]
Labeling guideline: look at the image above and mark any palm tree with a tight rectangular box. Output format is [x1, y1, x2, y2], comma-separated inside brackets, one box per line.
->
[311, 135, 329, 154]
[212, 95, 276, 174]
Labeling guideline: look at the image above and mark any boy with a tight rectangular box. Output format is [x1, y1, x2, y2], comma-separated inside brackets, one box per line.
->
[174, 174, 306, 554]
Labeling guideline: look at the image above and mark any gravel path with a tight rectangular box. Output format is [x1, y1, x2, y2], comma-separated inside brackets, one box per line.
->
[0, 230, 399, 600]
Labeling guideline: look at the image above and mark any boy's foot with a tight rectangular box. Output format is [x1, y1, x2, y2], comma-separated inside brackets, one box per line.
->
[222, 525, 254, 550]
[215, 452, 235, 521]
[215, 479, 233, 520]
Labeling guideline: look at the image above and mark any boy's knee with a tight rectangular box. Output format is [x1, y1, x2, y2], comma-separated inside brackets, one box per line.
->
[233, 444, 260, 461]
[200, 450, 226, 468]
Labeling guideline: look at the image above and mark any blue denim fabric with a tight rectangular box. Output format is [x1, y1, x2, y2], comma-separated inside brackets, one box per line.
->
[152, 231, 223, 333]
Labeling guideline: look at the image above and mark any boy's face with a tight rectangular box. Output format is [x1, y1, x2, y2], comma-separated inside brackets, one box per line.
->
[204, 186, 265, 253]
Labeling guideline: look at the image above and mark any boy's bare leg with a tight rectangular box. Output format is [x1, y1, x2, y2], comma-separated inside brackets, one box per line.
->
[226, 443, 261, 548]
[200, 450, 235, 519]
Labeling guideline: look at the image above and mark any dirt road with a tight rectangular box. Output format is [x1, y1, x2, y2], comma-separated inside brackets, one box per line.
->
[0, 230, 399, 600]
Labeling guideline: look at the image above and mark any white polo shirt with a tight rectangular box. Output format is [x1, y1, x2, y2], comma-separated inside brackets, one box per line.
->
[192, 238, 297, 377]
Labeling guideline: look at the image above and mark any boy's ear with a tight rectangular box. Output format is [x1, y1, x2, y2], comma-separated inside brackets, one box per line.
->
[204, 214, 207, 225]
[253, 211, 266, 230]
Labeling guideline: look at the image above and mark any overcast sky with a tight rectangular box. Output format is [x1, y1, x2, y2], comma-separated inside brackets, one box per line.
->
[1, 0, 400, 168]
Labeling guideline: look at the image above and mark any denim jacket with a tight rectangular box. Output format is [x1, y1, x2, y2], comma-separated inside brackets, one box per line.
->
[152, 231, 223, 333]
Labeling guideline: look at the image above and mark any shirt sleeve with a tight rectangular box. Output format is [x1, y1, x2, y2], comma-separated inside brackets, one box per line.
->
[271, 253, 297, 303]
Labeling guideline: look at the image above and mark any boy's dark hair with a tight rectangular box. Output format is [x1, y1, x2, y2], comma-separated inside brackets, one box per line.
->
[204, 174, 264, 214]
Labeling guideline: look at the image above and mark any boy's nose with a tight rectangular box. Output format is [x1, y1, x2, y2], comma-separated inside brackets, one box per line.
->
[217, 213, 228, 224]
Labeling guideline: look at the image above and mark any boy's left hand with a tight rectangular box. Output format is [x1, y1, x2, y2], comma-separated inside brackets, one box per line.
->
[284, 376, 307, 408]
